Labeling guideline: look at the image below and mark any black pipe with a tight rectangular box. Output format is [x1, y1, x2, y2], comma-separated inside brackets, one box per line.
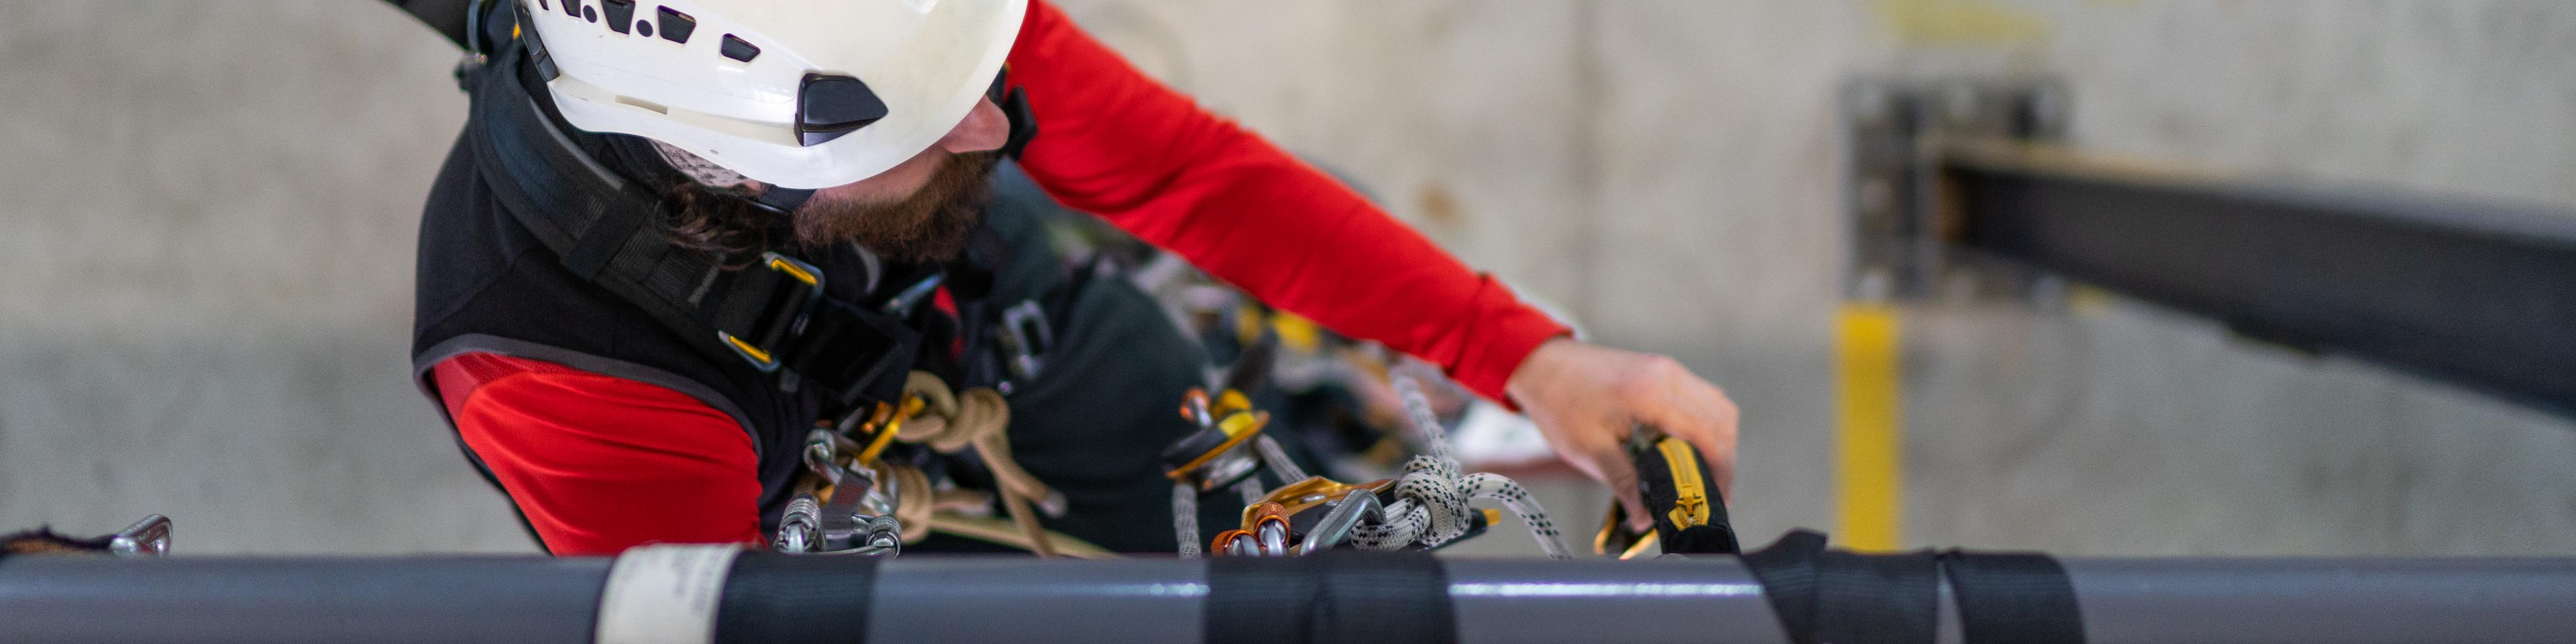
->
[0, 556, 608, 644]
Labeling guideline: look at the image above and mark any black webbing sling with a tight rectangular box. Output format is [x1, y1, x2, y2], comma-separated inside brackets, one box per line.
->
[1740, 531, 2089, 644]
[1742, 531, 1943, 644]
[1204, 551, 1458, 644]
[1630, 435, 2086, 644]
[713, 553, 880, 644]
[1939, 549, 2086, 644]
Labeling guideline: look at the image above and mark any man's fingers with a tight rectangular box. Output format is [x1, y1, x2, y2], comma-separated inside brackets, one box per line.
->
[1597, 444, 1651, 531]
[1632, 378, 1738, 502]
[1686, 383, 1739, 502]
[1510, 341, 1740, 530]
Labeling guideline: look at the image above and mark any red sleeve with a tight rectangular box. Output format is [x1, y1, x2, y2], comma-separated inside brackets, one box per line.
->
[432, 353, 762, 555]
[1004, 1, 1570, 403]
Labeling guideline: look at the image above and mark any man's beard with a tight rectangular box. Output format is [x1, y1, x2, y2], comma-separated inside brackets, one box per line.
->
[792, 151, 998, 263]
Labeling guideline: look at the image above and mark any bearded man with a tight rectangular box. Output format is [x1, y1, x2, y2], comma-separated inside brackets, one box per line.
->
[405, 0, 1738, 555]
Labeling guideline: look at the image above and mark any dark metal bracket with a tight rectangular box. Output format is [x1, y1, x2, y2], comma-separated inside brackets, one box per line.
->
[1841, 78, 2070, 303]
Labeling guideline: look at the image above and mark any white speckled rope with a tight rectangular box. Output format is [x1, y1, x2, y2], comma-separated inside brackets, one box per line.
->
[1173, 482, 1203, 558]
[1346, 374, 1573, 559]
[1254, 435, 1310, 483]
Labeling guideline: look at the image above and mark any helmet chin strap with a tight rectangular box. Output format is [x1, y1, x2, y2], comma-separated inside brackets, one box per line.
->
[642, 138, 814, 214]
[751, 186, 816, 215]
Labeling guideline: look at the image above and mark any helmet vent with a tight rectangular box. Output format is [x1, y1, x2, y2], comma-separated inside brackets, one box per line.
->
[720, 35, 761, 62]
[602, 0, 635, 34]
[655, 6, 696, 44]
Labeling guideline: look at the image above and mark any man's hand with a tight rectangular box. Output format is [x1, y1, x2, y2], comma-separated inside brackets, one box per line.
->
[1505, 337, 1739, 529]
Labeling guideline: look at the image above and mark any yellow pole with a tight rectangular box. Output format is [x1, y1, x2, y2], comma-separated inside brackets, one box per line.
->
[1835, 303, 1904, 551]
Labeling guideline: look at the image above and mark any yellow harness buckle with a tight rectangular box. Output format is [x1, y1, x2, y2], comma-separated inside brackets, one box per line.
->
[715, 252, 826, 374]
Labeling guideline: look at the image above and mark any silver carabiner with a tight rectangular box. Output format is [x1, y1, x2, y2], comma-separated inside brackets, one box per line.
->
[109, 515, 172, 557]
[1297, 490, 1382, 555]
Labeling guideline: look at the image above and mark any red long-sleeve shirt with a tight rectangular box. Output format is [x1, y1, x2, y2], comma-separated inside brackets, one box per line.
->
[437, 0, 1568, 555]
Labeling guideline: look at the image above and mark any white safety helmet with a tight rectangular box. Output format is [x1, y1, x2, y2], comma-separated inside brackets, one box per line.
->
[519, 0, 1028, 189]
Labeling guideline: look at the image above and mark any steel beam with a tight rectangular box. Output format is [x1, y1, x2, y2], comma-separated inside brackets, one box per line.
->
[5, 554, 2574, 644]
[1844, 78, 2576, 417]
[1941, 143, 2576, 415]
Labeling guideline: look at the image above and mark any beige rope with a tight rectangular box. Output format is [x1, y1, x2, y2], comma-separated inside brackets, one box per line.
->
[876, 460, 1116, 557]
[878, 460, 936, 543]
[890, 371, 1061, 557]
[927, 515, 1120, 559]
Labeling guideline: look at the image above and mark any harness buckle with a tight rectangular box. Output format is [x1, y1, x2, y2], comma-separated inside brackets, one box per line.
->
[996, 299, 1053, 382]
[717, 252, 826, 373]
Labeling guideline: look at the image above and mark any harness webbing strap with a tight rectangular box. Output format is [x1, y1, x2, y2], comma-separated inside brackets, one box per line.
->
[559, 186, 655, 282]
[1204, 552, 1458, 644]
[1941, 551, 2088, 644]
[753, 187, 816, 215]
[711, 552, 877, 644]
[468, 55, 733, 341]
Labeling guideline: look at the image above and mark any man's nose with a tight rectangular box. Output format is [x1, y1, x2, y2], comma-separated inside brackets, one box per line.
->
[937, 98, 1011, 154]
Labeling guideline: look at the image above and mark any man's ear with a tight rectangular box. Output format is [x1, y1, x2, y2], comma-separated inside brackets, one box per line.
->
[936, 99, 1013, 155]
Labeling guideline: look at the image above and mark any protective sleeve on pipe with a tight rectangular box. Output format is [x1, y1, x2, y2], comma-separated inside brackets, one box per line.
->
[1738, 531, 2091, 644]
[1205, 551, 1458, 644]
[596, 545, 747, 644]
[713, 552, 879, 644]
[1940, 551, 2085, 644]
[1741, 530, 1941, 644]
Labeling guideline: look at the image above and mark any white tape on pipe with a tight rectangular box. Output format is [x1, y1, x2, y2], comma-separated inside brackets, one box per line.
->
[594, 544, 745, 644]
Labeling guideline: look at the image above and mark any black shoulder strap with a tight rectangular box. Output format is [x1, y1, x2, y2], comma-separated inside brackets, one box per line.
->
[461, 11, 918, 417]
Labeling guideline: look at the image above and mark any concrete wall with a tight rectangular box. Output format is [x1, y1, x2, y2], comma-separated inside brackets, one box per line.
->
[2, 1, 2569, 555]
[0, 1, 517, 552]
